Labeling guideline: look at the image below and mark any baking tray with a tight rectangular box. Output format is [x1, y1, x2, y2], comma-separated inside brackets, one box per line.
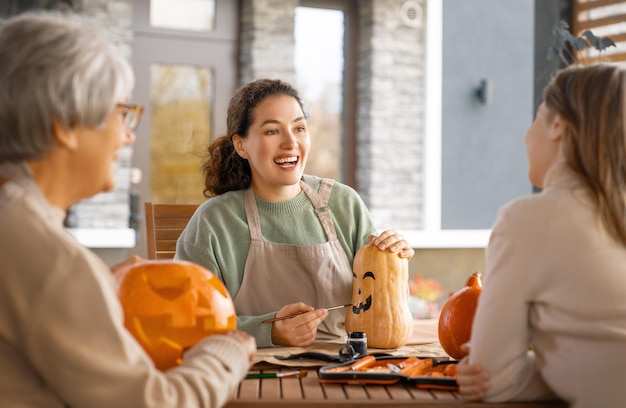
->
[318, 355, 458, 390]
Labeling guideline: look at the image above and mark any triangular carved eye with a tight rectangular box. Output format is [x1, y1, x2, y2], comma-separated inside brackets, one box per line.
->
[146, 275, 190, 300]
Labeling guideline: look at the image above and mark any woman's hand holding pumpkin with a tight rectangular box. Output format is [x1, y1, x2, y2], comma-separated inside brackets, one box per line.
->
[270, 302, 328, 347]
[368, 229, 414, 259]
[456, 345, 489, 401]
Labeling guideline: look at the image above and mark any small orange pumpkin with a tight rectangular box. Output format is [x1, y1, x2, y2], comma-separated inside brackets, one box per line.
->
[437, 271, 482, 360]
[345, 244, 413, 348]
[115, 259, 237, 370]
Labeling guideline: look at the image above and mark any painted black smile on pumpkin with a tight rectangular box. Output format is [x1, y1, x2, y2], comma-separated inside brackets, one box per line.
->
[351, 270, 375, 315]
[351, 295, 372, 314]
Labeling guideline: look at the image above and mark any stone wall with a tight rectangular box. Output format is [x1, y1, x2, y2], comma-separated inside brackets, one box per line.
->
[239, 0, 298, 85]
[356, 0, 425, 230]
[68, 0, 135, 229]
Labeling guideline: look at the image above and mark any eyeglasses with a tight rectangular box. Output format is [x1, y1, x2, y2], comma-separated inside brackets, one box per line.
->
[117, 103, 144, 130]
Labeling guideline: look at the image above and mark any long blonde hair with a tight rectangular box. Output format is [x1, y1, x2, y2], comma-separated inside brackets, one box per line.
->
[543, 63, 626, 245]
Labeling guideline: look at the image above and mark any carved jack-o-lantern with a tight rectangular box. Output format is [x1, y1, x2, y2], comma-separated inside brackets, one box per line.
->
[344, 244, 413, 348]
[115, 260, 237, 370]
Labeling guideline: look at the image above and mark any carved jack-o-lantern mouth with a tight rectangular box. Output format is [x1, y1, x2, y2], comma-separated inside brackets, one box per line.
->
[351, 295, 372, 314]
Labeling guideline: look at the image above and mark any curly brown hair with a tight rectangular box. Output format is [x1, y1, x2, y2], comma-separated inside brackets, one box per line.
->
[201, 79, 307, 197]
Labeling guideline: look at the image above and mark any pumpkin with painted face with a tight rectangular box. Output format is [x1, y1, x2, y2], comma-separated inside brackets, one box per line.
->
[115, 259, 237, 370]
[344, 244, 413, 348]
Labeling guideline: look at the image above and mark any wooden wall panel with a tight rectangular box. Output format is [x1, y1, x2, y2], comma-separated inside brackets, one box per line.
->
[572, 0, 626, 62]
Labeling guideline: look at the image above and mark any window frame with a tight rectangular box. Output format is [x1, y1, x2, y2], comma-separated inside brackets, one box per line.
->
[298, 0, 358, 188]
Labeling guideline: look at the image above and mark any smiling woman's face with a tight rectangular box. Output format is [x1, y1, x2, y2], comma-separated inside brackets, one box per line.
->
[233, 94, 310, 201]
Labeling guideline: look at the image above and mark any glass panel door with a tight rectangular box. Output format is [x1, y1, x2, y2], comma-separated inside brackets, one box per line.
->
[132, 0, 238, 256]
[150, 64, 214, 204]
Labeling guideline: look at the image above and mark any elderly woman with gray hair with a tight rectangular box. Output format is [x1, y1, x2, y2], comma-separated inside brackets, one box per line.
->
[0, 11, 255, 408]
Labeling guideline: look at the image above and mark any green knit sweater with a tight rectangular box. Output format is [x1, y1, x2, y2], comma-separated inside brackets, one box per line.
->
[175, 175, 377, 347]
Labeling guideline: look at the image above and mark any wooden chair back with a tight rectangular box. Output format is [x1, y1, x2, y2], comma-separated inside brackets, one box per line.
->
[144, 202, 199, 260]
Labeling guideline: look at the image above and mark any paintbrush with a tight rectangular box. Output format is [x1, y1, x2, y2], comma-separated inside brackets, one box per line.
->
[246, 369, 309, 379]
[261, 303, 352, 323]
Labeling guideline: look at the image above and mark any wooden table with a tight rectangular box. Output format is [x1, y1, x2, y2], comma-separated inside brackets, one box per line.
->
[229, 321, 568, 407]
[225, 367, 568, 408]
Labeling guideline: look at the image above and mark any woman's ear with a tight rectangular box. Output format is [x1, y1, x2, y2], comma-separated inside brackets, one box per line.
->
[232, 134, 249, 159]
[550, 114, 565, 142]
[52, 119, 78, 151]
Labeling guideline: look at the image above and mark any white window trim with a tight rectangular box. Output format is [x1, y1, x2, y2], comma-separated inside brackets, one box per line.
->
[68, 228, 136, 249]
[400, 0, 490, 249]
[398, 229, 491, 249]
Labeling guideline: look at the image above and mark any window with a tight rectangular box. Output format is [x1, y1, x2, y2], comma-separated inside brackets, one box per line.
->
[150, 0, 215, 31]
[149, 64, 214, 204]
[294, 0, 357, 186]
[132, 0, 237, 207]
[295, 6, 344, 182]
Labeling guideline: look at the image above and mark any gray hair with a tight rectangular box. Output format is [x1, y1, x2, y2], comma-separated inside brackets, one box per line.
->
[0, 11, 134, 161]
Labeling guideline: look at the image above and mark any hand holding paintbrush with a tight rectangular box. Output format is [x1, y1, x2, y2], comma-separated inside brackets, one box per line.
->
[262, 304, 351, 323]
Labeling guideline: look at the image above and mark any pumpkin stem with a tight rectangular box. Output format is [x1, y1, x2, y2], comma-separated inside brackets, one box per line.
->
[464, 271, 482, 288]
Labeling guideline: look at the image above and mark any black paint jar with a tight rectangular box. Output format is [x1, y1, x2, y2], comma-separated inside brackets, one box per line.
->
[347, 331, 368, 357]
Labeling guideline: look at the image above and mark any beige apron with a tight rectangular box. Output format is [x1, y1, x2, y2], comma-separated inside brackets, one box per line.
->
[233, 178, 353, 341]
